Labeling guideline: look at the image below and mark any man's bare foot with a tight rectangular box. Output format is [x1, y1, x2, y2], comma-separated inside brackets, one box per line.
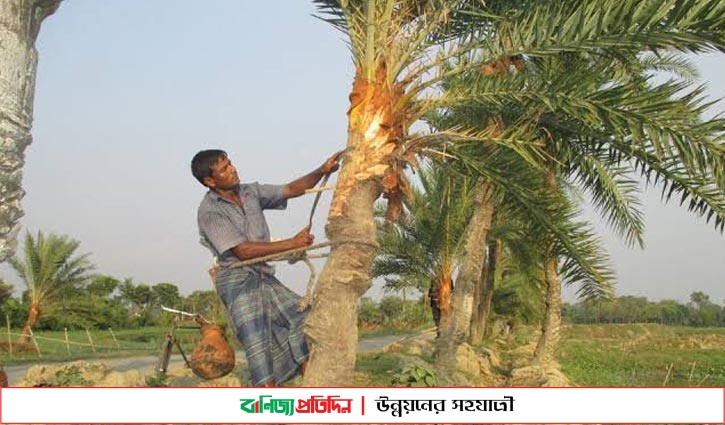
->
[300, 360, 308, 376]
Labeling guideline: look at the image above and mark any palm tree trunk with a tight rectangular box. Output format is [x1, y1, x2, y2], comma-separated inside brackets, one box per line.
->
[303, 180, 379, 386]
[428, 272, 453, 336]
[469, 238, 501, 345]
[437, 272, 453, 325]
[468, 250, 487, 345]
[0, 0, 62, 261]
[483, 239, 503, 337]
[533, 255, 562, 364]
[18, 300, 40, 343]
[533, 169, 562, 364]
[304, 64, 401, 385]
[434, 181, 493, 384]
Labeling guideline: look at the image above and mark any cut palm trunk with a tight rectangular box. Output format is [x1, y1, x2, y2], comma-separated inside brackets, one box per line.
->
[469, 238, 501, 345]
[434, 181, 493, 384]
[304, 63, 402, 386]
[0, 0, 62, 260]
[532, 255, 562, 364]
[18, 301, 40, 344]
[533, 169, 562, 364]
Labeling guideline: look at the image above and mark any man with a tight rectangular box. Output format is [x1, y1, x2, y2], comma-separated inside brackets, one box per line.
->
[191, 149, 340, 387]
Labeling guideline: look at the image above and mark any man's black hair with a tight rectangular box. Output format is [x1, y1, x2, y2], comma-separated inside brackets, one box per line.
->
[191, 149, 227, 186]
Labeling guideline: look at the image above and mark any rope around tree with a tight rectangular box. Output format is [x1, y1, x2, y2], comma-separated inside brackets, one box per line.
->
[211, 238, 377, 311]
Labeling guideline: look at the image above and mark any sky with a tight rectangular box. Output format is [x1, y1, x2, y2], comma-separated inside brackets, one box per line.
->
[2, 0, 724, 304]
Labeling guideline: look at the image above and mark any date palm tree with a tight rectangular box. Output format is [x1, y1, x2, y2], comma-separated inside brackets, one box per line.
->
[439, 34, 725, 368]
[307, 0, 725, 385]
[306, 0, 506, 386]
[9, 231, 94, 343]
[374, 164, 475, 333]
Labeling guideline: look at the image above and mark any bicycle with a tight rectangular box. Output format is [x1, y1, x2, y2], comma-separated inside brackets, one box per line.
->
[156, 306, 236, 380]
[155, 306, 199, 375]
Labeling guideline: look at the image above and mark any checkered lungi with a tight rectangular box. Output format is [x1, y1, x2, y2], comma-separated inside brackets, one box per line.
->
[215, 267, 309, 386]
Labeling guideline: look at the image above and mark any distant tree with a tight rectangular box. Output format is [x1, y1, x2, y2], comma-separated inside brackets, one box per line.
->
[86, 275, 121, 298]
[8, 231, 94, 342]
[48, 275, 128, 330]
[690, 291, 711, 309]
[118, 280, 153, 316]
[0, 279, 13, 307]
[183, 289, 221, 319]
[689, 291, 721, 327]
[0, 298, 27, 328]
[151, 283, 181, 309]
[657, 300, 689, 326]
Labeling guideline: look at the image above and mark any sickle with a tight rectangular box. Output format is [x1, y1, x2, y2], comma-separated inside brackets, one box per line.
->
[308, 148, 350, 228]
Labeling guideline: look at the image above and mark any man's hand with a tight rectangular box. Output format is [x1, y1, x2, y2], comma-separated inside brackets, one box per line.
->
[283, 151, 345, 200]
[320, 150, 345, 174]
[291, 225, 314, 248]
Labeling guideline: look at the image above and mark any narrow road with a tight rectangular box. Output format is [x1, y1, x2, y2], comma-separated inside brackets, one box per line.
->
[3, 334, 406, 386]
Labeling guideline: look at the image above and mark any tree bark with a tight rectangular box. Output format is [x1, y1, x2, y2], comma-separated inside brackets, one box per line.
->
[0, 0, 62, 261]
[436, 271, 453, 326]
[533, 255, 562, 364]
[428, 271, 453, 336]
[303, 179, 379, 386]
[18, 300, 40, 343]
[469, 238, 500, 345]
[434, 181, 493, 384]
[468, 245, 488, 346]
[533, 168, 562, 364]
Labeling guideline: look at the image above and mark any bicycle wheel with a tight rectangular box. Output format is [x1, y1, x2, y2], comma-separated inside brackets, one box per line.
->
[156, 337, 174, 374]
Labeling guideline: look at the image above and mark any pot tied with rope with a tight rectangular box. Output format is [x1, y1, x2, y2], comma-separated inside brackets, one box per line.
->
[190, 315, 236, 380]
[160, 305, 236, 380]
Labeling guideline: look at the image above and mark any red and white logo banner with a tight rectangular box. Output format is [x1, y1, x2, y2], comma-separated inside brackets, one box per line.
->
[1, 386, 723, 424]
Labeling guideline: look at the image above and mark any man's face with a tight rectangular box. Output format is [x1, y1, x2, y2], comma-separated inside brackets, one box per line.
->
[204, 156, 240, 190]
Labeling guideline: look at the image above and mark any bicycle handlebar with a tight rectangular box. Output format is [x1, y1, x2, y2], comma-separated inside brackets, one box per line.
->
[160, 305, 197, 317]
[160, 305, 211, 325]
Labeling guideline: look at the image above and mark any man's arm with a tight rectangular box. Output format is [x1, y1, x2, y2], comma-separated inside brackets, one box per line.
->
[282, 151, 343, 199]
[230, 226, 314, 261]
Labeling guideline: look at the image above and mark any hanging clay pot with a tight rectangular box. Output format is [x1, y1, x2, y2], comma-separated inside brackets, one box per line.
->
[190, 320, 235, 380]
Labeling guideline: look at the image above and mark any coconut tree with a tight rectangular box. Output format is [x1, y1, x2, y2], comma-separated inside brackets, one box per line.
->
[8, 231, 93, 342]
[0, 0, 63, 261]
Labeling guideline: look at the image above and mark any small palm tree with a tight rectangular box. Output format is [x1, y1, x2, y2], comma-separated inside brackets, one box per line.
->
[9, 231, 94, 343]
[374, 164, 475, 333]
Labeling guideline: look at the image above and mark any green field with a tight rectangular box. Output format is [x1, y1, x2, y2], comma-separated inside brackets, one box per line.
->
[557, 324, 725, 387]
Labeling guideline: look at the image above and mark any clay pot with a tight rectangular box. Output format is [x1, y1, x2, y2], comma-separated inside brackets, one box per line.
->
[190, 322, 235, 380]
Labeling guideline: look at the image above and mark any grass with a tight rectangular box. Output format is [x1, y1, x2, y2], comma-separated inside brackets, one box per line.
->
[354, 352, 404, 386]
[557, 323, 725, 387]
[0, 325, 205, 366]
